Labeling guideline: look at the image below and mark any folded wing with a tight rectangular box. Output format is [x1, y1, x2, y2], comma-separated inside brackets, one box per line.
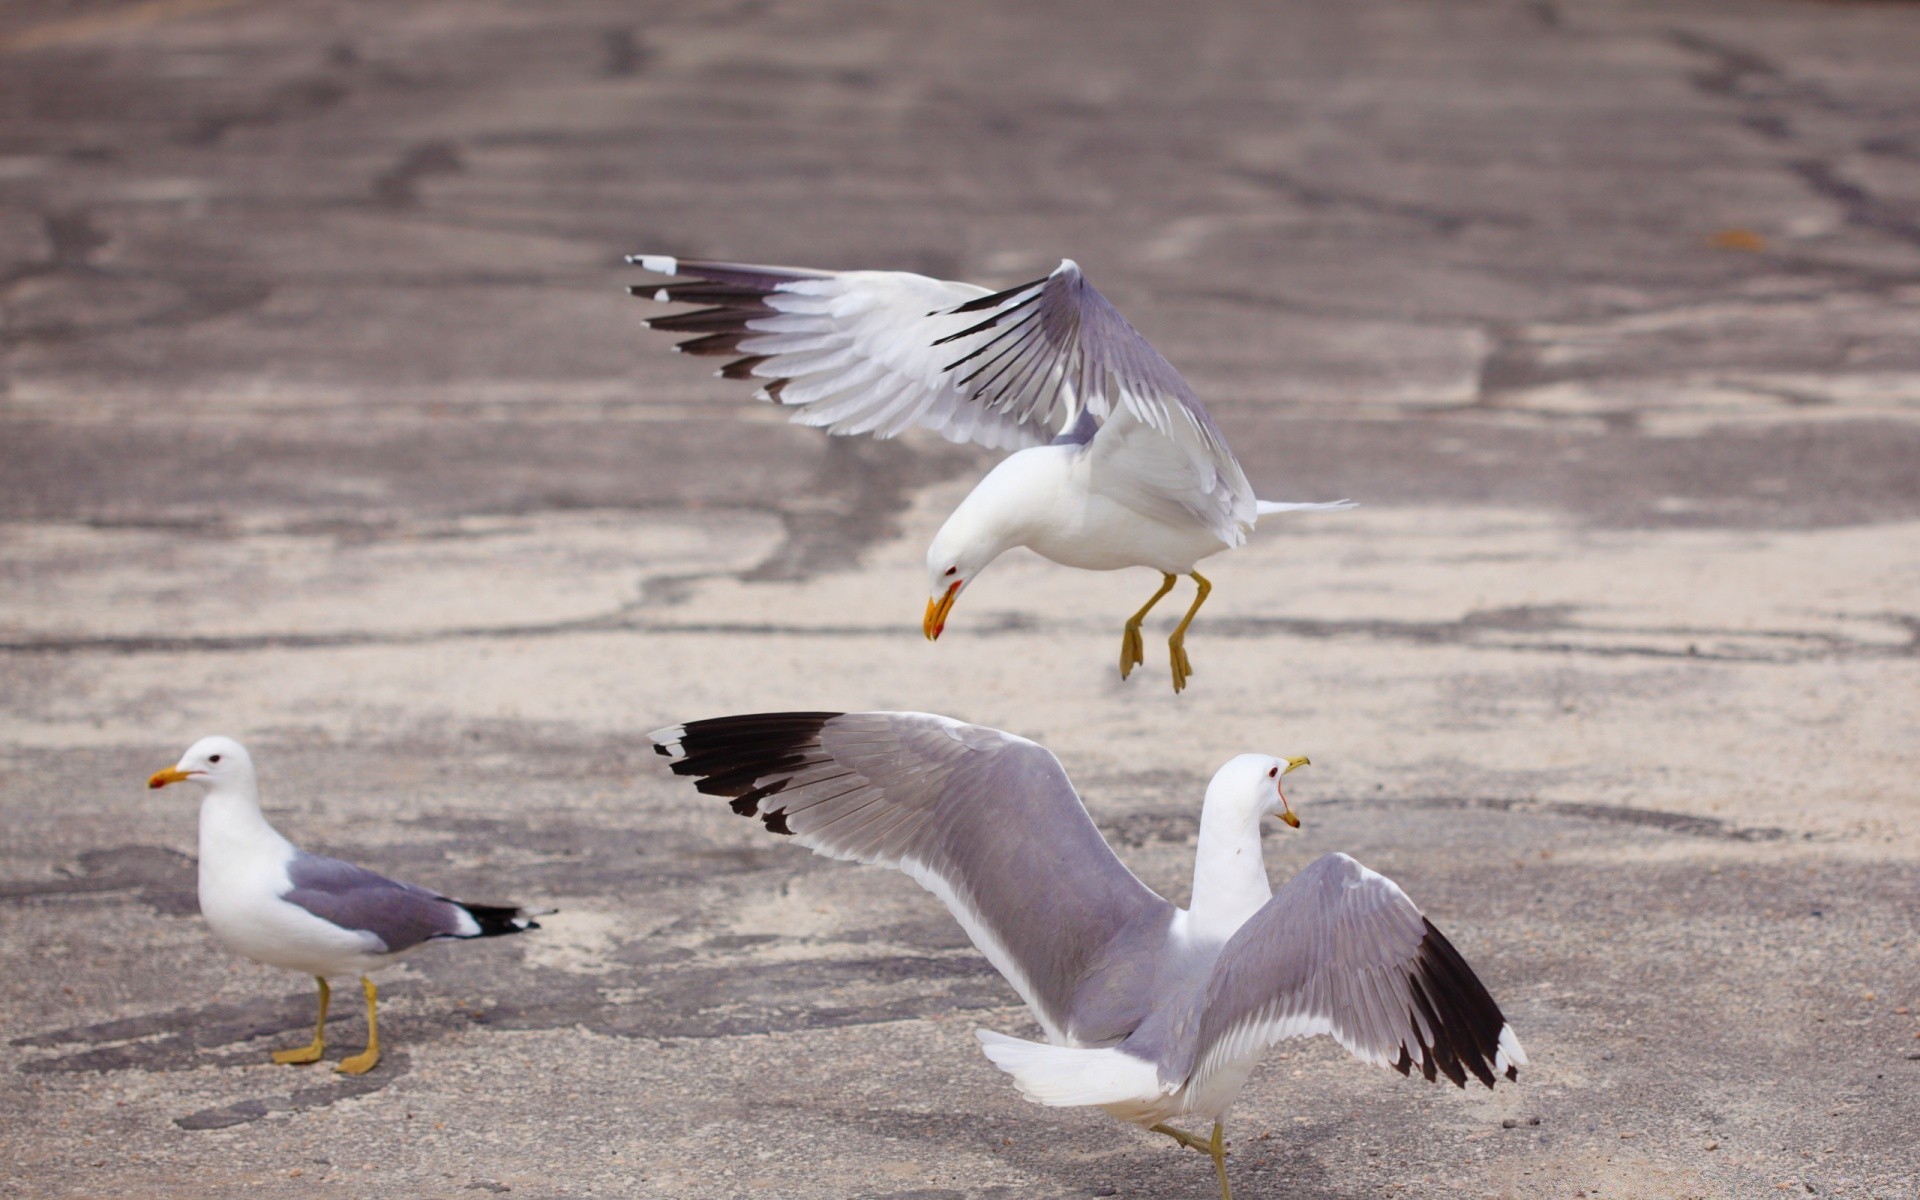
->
[282, 854, 490, 953]
[1183, 852, 1526, 1092]
[650, 710, 1172, 1044]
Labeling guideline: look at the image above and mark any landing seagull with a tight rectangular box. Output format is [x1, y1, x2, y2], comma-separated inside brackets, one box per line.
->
[148, 736, 546, 1074]
[651, 711, 1525, 1199]
[628, 255, 1355, 692]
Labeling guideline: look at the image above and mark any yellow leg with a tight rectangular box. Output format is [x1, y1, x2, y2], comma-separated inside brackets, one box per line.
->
[1149, 1122, 1232, 1200]
[335, 977, 381, 1075]
[1167, 571, 1212, 693]
[1150, 1122, 1211, 1153]
[1121, 573, 1179, 679]
[272, 976, 329, 1065]
[1207, 1121, 1231, 1200]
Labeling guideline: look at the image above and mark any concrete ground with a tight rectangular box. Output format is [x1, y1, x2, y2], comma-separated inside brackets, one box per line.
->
[2, 1, 1918, 1197]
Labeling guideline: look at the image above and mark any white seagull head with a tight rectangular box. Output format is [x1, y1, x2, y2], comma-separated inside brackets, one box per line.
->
[923, 473, 1037, 640]
[923, 521, 1009, 642]
[148, 735, 256, 795]
[1204, 752, 1310, 829]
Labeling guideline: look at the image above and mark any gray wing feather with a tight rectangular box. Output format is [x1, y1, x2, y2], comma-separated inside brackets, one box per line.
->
[282, 854, 473, 954]
[941, 261, 1257, 543]
[629, 256, 1061, 452]
[1183, 852, 1524, 1091]
[652, 711, 1173, 1044]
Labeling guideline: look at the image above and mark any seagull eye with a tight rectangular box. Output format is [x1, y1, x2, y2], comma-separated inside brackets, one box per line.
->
[208, 754, 222, 764]
[1268, 766, 1278, 778]
[944, 567, 957, 577]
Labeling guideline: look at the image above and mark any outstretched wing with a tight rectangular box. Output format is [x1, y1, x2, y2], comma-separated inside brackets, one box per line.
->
[1183, 852, 1526, 1091]
[628, 256, 1070, 451]
[938, 260, 1258, 543]
[650, 710, 1172, 1044]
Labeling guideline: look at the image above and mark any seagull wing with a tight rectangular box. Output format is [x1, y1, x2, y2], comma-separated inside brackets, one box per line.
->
[651, 711, 1173, 1044]
[282, 854, 525, 953]
[629, 256, 1071, 451]
[1181, 852, 1526, 1093]
[939, 259, 1258, 544]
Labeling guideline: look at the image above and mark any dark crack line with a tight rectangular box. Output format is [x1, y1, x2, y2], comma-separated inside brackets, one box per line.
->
[1787, 158, 1920, 251]
[2, 610, 1907, 664]
[1665, 27, 1920, 253]
[1319, 794, 1789, 842]
[1226, 166, 1528, 235]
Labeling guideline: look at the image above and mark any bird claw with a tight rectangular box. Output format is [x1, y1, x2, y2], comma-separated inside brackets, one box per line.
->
[335, 1049, 379, 1076]
[1120, 623, 1146, 679]
[272, 1041, 325, 1066]
[1169, 639, 1194, 693]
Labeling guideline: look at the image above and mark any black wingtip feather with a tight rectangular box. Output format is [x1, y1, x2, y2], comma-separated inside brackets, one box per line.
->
[947, 274, 1047, 314]
[1400, 917, 1517, 1090]
[652, 713, 844, 831]
[457, 902, 543, 939]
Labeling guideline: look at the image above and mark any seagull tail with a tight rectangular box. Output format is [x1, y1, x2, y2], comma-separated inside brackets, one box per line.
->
[975, 1029, 1165, 1108]
[453, 901, 552, 939]
[1255, 498, 1359, 517]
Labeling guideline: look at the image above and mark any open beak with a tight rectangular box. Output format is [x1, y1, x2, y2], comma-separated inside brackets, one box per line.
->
[1272, 755, 1310, 828]
[924, 581, 961, 641]
[147, 767, 192, 789]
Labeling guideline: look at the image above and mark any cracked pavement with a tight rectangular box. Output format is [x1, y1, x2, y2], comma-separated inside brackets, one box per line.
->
[2, 1, 1918, 1198]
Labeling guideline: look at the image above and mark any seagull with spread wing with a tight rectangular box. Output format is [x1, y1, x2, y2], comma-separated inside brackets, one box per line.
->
[149, 736, 546, 1074]
[629, 255, 1354, 692]
[651, 711, 1525, 1199]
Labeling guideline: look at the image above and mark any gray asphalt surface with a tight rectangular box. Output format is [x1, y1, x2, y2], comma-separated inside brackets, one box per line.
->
[2, 2, 1918, 1198]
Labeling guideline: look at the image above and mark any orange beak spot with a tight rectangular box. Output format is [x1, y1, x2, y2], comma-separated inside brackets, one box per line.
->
[924, 581, 961, 641]
[147, 767, 191, 789]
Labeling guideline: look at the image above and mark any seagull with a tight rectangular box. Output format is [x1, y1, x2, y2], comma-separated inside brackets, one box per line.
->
[628, 254, 1355, 692]
[148, 736, 546, 1075]
[650, 711, 1526, 1200]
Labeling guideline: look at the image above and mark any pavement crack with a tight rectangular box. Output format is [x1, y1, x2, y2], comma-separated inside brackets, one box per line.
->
[181, 76, 351, 147]
[373, 140, 465, 208]
[0, 845, 197, 915]
[744, 435, 978, 583]
[2, 606, 1908, 663]
[1666, 27, 1920, 251]
[1226, 165, 1526, 235]
[1786, 158, 1920, 250]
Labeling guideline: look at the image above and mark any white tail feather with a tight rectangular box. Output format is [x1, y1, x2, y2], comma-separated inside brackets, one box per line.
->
[1495, 1023, 1529, 1073]
[1255, 498, 1358, 516]
[975, 1029, 1165, 1108]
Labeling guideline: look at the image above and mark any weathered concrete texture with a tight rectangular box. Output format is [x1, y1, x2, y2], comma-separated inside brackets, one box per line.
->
[2, 1, 1918, 1198]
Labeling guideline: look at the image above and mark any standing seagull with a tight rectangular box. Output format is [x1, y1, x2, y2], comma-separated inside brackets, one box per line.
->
[148, 736, 545, 1074]
[651, 711, 1525, 1199]
[629, 255, 1354, 691]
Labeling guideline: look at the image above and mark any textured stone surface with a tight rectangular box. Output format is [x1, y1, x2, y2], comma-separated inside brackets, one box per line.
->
[2, 2, 1918, 1198]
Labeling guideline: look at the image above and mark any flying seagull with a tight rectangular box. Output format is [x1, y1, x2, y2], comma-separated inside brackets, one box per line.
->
[148, 736, 546, 1074]
[650, 711, 1525, 1199]
[628, 255, 1354, 692]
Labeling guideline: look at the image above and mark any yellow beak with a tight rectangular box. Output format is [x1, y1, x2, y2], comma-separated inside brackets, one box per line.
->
[1271, 755, 1309, 827]
[924, 581, 961, 641]
[147, 767, 191, 789]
